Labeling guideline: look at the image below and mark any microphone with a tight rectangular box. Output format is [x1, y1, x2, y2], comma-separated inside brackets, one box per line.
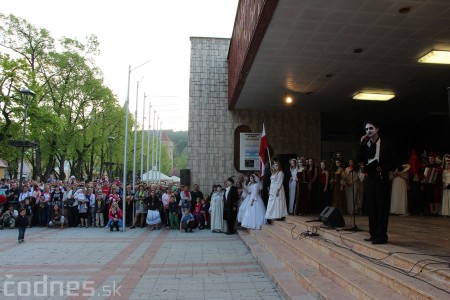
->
[360, 134, 369, 145]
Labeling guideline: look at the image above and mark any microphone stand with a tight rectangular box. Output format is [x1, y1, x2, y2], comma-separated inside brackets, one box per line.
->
[343, 170, 362, 232]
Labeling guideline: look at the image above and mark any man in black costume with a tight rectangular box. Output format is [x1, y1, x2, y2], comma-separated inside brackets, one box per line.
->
[356, 120, 399, 245]
[224, 177, 239, 235]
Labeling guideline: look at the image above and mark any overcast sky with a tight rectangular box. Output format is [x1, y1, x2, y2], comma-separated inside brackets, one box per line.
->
[3, 0, 239, 131]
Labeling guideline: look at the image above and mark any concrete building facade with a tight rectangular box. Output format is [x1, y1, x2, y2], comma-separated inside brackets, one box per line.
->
[188, 37, 320, 190]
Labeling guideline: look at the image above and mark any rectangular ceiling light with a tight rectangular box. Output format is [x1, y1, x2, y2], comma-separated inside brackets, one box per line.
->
[353, 92, 395, 101]
[418, 50, 450, 64]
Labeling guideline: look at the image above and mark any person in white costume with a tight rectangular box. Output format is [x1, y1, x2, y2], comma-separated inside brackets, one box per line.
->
[241, 174, 266, 229]
[237, 175, 250, 224]
[209, 185, 225, 232]
[390, 164, 410, 215]
[288, 159, 298, 214]
[265, 162, 288, 221]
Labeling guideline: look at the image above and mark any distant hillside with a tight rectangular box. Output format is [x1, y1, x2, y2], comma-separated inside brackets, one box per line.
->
[166, 130, 188, 171]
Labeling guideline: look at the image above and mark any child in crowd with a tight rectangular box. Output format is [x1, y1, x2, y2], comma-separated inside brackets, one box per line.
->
[38, 194, 47, 227]
[2, 205, 18, 229]
[198, 198, 209, 229]
[23, 198, 33, 228]
[95, 191, 105, 227]
[193, 197, 202, 229]
[179, 197, 190, 214]
[49, 204, 65, 229]
[17, 208, 28, 243]
[168, 195, 179, 230]
[108, 202, 123, 231]
[180, 208, 195, 232]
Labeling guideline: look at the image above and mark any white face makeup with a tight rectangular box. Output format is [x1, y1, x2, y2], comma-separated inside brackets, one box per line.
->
[365, 123, 378, 138]
[320, 162, 325, 169]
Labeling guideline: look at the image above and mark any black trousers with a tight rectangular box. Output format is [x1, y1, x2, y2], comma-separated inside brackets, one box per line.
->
[226, 209, 237, 233]
[364, 173, 390, 241]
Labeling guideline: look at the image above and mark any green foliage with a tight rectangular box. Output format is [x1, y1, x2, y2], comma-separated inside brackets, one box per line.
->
[0, 14, 171, 181]
[166, 130, 188, 171]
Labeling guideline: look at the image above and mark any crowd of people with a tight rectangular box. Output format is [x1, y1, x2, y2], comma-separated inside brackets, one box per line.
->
[0, 173, 267, 242]
[278, 150, 450, 220]
[1, 122, 448, 246]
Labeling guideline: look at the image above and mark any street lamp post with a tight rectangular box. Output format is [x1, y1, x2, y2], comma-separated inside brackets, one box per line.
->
[122, 60, 150, 232]
[18, 88, 36, 191]
[140, 93, 146, 182]
[107, 136, 115, 179]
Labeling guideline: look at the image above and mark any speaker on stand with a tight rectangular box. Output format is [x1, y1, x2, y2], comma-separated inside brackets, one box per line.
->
[180, 169, 191, 186]
[319, 206, 345, 228]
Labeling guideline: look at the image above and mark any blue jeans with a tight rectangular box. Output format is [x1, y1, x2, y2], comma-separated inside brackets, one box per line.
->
[106, 219, 123, 229]
[18, 226, 26, 241]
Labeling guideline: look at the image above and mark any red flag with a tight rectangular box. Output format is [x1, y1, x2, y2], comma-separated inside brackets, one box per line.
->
[259, 124, 269, 178]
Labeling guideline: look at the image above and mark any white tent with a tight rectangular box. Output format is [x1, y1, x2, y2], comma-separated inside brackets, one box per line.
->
[141, 170, 171, 181]
[170, 175, 180, 183]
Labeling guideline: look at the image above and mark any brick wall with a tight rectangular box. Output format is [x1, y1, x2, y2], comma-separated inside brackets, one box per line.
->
[189, 37, 320, 191]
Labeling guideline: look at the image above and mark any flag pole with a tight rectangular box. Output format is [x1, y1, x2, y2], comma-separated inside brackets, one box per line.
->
[266, 148, 272, 169]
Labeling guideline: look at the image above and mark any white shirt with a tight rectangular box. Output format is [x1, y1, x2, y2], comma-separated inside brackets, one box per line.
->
[161, 193, 170, 206]
[18, 191, 31, 203]
[367, 138, 381, 165]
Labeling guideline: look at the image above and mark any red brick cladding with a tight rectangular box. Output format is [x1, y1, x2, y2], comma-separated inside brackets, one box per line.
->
[227, 0, 279, 109]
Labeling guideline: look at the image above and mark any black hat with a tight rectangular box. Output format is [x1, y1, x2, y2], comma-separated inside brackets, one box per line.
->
[363, 119, 379, 128]
[227, 176, 235, 184]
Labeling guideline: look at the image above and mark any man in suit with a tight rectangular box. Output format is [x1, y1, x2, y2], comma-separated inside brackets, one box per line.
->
[357, 120, 399, 244]
[224, 177, 239, 235]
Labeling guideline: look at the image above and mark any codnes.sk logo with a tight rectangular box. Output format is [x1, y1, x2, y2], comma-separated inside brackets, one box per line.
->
[3, 274, 121, 297]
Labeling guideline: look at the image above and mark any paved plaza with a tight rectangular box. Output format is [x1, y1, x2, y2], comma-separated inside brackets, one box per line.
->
[0, 226, 284, 299]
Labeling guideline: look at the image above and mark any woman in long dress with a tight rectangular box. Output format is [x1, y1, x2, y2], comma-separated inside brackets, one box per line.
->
[288, 159, 298, 214]
[242, 174, 266, 229]
[342, 159, 357, 214]
[295, 157, 310, 215]
[237, 175, 250, 224]
[442, 156, 450, 216]
[331, 160, 346, 214]
[209, 185, 224, 232]
[265, 162, 288, 220]
[390, 164, 410, 215]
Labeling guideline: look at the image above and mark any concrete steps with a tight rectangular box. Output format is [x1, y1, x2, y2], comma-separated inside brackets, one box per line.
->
[239, 230, 316, 300]
[240, 228, 356, 300]
[238, 216, 450, 300]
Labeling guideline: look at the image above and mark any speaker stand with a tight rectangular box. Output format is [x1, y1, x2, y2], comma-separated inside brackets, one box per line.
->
[342, 171, 363, 232]
[306, 219, 321, 223]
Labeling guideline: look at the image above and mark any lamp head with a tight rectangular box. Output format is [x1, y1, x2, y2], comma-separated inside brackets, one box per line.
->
[20, 88, 36, 105]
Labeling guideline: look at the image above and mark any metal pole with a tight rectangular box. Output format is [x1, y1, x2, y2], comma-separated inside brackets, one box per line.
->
[146, 103, 151, 184]
[155, 117, 160, 183]
[159, 120, 162, 184]
[109, 141, 113, 179]
[140, 93, 146, 182]
[151, 110, 156, 183]
[18, 104, 28, 191]
[121, 60, 150, 232]
[132, 81, 140, 193]
[122, 65, 132, 232]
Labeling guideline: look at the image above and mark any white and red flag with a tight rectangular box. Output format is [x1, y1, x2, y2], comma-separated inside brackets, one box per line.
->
[259, 123, 269, 178]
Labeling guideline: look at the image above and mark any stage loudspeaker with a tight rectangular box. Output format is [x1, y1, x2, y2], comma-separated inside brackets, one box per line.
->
[319, 206, 345, 227]
[276, 154, 297, 169]
[180, 169, 191, 186]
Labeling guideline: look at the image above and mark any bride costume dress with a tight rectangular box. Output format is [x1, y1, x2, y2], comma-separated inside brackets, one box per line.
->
[241, 177, 266, 230]
[390, 164, 410, 215]
[237, 183, 250, 223]
[265, 169, 288, 220]
[288, 165, 298, 214]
